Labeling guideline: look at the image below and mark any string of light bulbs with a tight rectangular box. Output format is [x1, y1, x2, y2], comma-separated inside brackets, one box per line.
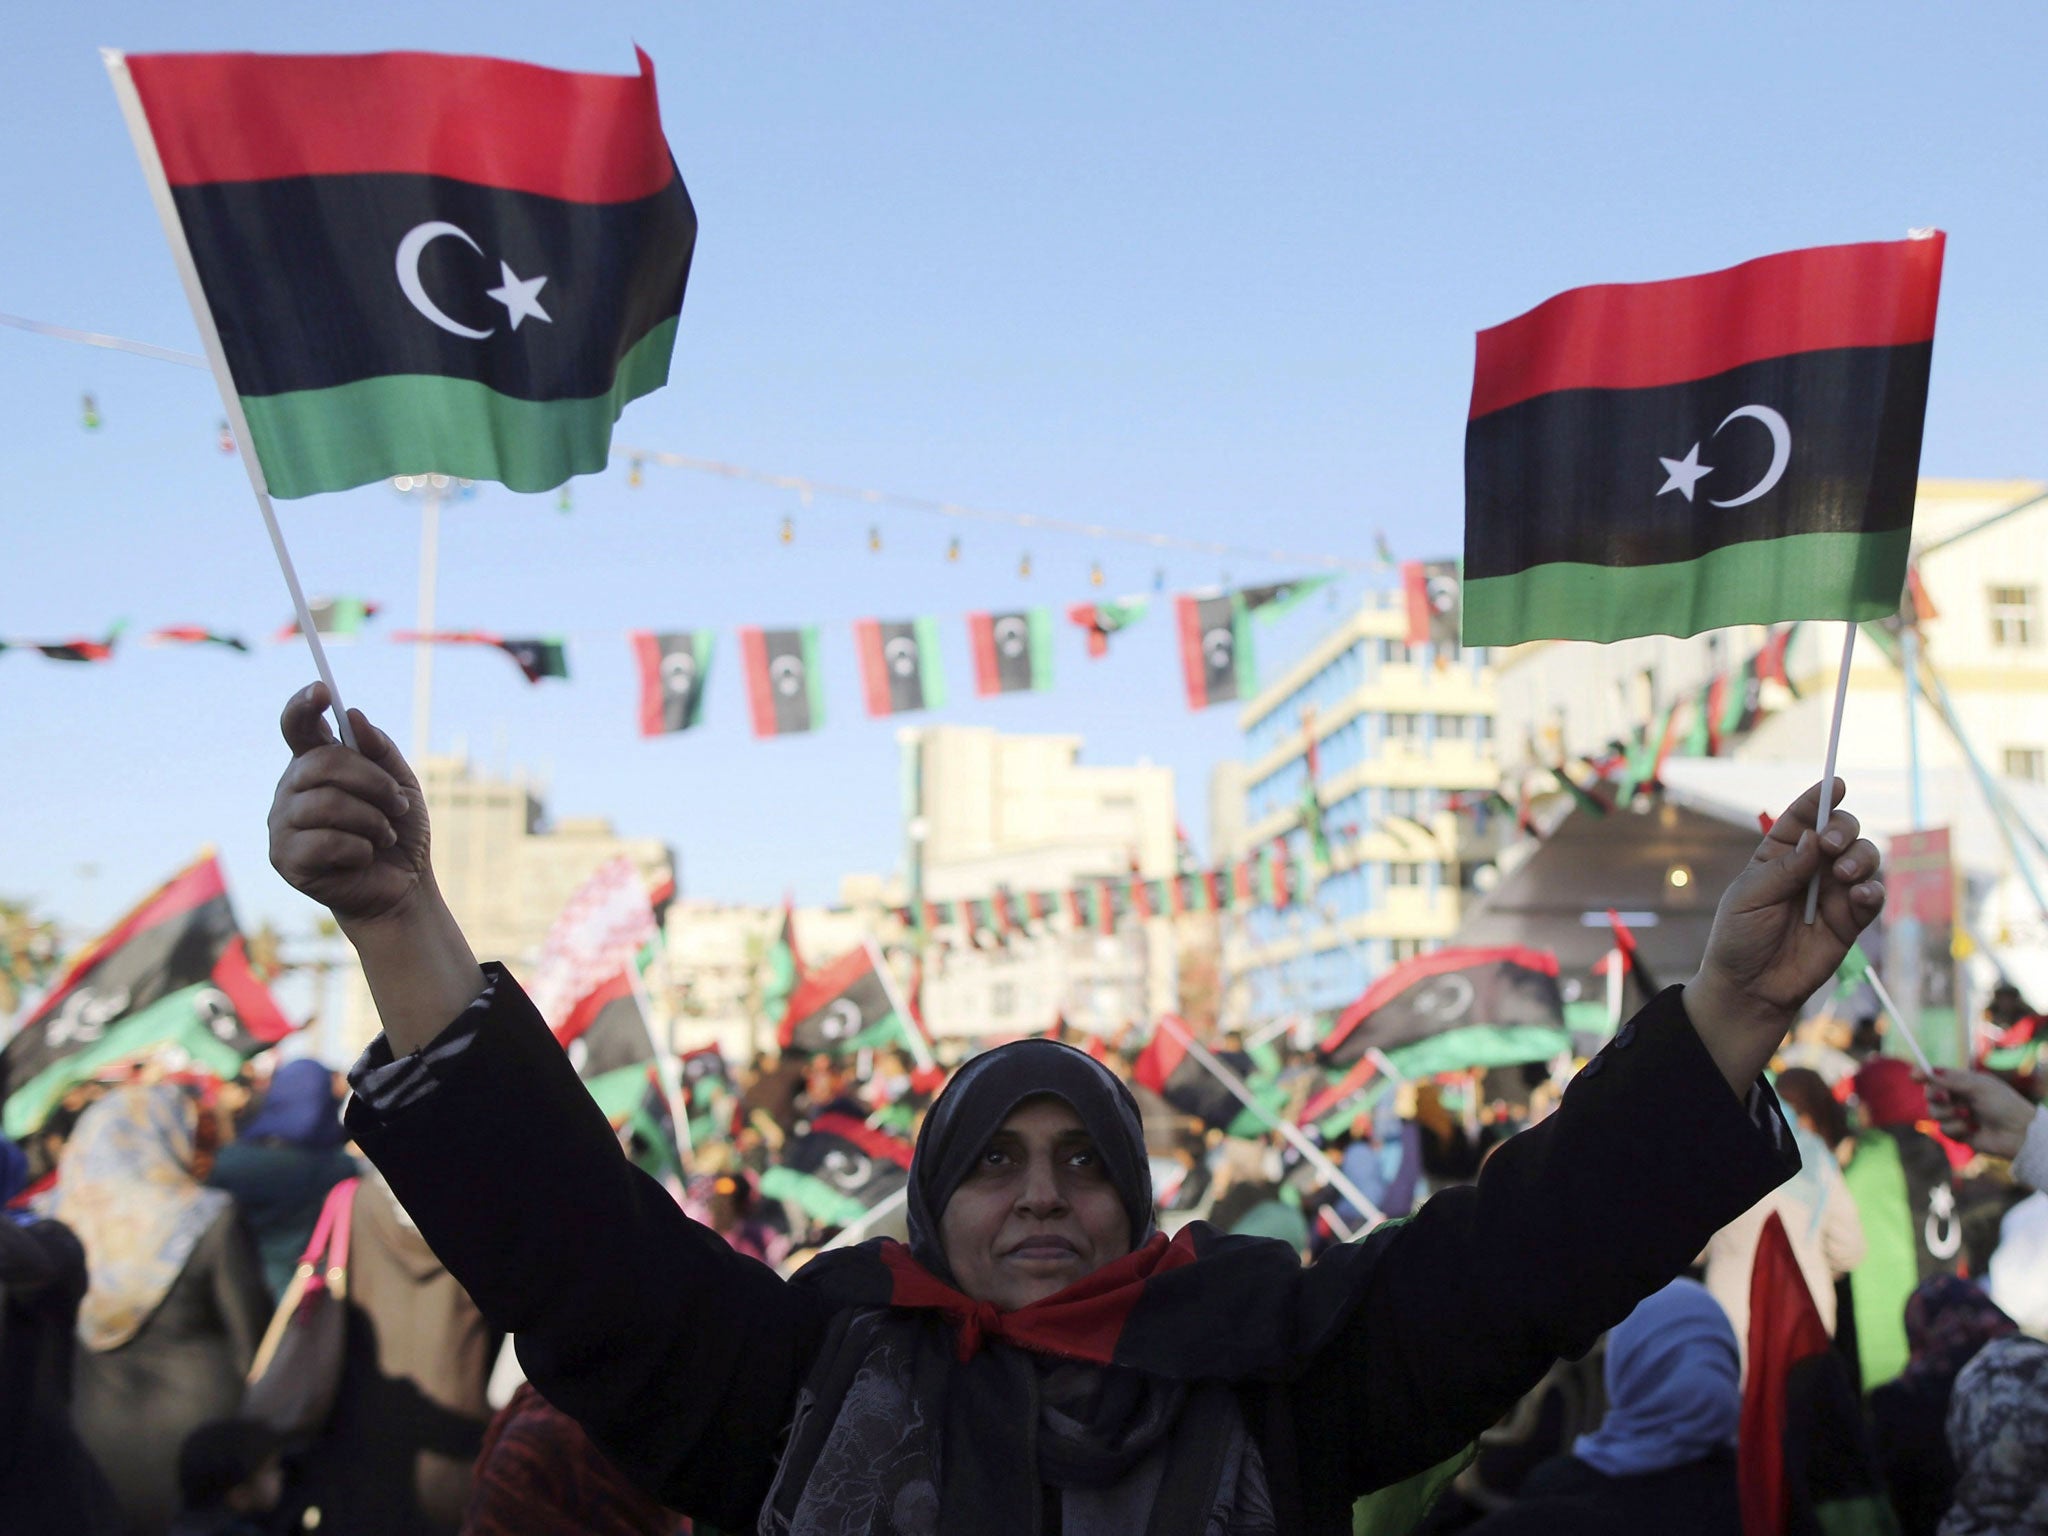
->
[5, 309, 1392, 575]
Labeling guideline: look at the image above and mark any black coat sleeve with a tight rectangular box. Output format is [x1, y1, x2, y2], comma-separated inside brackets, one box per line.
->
[1288, 987, 1800, 1507]
[343, 965, 836, 1527]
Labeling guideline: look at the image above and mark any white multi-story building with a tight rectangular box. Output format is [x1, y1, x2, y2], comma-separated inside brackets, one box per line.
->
[1222, 591, 1503, 1024]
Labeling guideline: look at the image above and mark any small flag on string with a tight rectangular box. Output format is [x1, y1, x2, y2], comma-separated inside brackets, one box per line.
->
[148, 625, 250, 653]
[275, 596, 378, 641]
[630, 630, 713, 736]
[740, 626, 824, 737]
[110, 47, 697, 497]
[1462, 234, 1944, 644]
[1067, 598, 1148, 658]
[6, 626, 123, 663]
[392, 630, 568, 683]
[967, 608, 1054, 695]
[854, 617, 945, 717]
[81, 393, 101, 430]
[1401, 560, 1461, 650]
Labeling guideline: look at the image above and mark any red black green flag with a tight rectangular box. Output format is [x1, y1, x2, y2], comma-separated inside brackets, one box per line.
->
[1175, 580, 1329, 710]
[631, 629, 713, 736]
[740, 626, 824, 737]
[1401, 560, 1462, 649]
[554, 969, 679, 1182]
[275, 597, 378, 641]
[1318, 946, 1566, 1073]
[113, 48, 695, 498]
[4, 629, 122, 663]
[148, 626, 250, 653]
[854, 617, 945, 717]
[779, 945, 907, 1056]
[1132, 1023, 1282, 1136]
[760, 1108, 911, 1228]
[1067, 598, 1149, 658]
[967, 609, 1054, 695]
[1464, 236, 1944, 644]
[393, 629, 568, 683]
[2, 855, 293, 1137]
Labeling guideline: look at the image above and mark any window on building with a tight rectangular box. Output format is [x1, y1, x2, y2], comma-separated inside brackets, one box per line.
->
[1386, 787, 1419, 818]
[1384, 638, 1412, 665]
[1990, 586, 2038, 647]
[1388, 861, 1422, 887]
[1384, 712, 1418, 741]
[1436, 714, 1468, 740]
[2005, 747, 2045, 783]
[1391, 937, 1424, 961]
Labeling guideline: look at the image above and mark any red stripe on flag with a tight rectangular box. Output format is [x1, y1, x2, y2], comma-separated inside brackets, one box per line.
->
[28, 855, 228, 1026]
[1175, 595, 1207, 710]
[1470, 235, 1945, 419]
[738, 627, 776, 738]
[811, 1111, 914, 1169]
[126, 47, 676, 203]
[967, 613, 1001, 696]
[1131, 1025, 1186, 1097]
[853, 619, 893, 718]
[1401, 561, 1431, 648]
[211, 934, 295, 1043]
[1298, 1054, 1379, 1127]
[629, 631, 663, 737]
[557, 969, 633, 1045]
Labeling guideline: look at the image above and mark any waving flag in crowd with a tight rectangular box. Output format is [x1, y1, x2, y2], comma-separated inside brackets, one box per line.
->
[109, 47, 696, 497]
[1463, 235, 1944, 644]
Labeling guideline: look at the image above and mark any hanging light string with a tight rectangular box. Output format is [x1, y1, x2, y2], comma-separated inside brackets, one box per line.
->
[4, 309, 1385, 574]
[610, 443, 1382, 573]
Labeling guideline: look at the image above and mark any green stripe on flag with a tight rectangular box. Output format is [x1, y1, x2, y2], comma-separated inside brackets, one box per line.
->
[760, 1165, 873, 1228]
[1843, 1130, 1917, 1389]
[913, 616, 947, 708]
[241, 318, 679, 499]
[583, 1064, 651, 1124]
[1381, 1024, 1572, 1080]
[800, 626, 827, 726]
[1028, 608, 1056, 691]
[1461, 528, 1913, 646]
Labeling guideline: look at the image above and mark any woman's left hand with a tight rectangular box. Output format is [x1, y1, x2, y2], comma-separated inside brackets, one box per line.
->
[1683, 779, 1885, 1095]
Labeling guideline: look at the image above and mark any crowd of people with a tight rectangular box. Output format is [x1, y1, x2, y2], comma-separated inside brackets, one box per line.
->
[0, 701, 2044, 1536]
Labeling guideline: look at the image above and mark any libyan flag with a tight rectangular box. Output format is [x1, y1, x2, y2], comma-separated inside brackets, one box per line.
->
[1176, 578, 1333, 710]
[760, 1108, 912, 1228]
[1463, 235, 1944, 645]
[1318, 946, 1567, 1073]
[779, 944, 910, 1056]
[631, 629, 713, 736]
[2, 854, 294, 1138]
[1131, 1022, 1282, 1137]
[556, 969, 680, 1183]
[854, 617, 945, 717]
[112, 48, 696, 498]
[968, 609, 1054, 696]
[740, 626, 824, 737]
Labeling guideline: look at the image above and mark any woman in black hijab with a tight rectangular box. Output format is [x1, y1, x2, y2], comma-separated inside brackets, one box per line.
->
[269, 687, 1885, 1534]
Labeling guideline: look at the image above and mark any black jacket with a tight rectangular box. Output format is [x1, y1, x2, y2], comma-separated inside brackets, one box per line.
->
[346, 975, 1795, 1534]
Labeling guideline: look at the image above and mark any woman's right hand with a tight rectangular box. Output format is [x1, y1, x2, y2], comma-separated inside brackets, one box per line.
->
[269, 683, 431, 932]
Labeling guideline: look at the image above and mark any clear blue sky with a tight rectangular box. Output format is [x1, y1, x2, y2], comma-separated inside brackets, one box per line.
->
[4, 2, 2045, 949]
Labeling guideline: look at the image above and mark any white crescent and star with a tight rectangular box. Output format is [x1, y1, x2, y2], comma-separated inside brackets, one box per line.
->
[395, 220, 553, 339]
[1656, 404, 1792, 507]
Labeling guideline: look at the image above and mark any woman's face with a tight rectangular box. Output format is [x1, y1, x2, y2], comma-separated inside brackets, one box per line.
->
[938, 1095, 1132, 1311]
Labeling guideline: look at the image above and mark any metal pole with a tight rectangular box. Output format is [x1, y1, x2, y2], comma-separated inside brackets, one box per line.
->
[412, 481, 442, 762]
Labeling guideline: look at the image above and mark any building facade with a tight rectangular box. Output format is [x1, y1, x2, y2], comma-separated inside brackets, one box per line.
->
[1224, 590, 1502, 1023]
[339, 755, 673, 1056]
[902, 725, 1182, 1038]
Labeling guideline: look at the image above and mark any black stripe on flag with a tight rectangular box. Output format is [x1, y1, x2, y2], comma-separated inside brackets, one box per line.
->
[1189, 594, 1242, 706]
[173, 170, 694, 399]
[875, 621, 930, 713]
[1464, 344, 1930, 581]
[761, 629, 818, 735]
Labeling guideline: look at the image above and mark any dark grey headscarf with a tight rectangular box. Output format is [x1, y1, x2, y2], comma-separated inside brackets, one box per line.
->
[904, 1038, 1155, 1281]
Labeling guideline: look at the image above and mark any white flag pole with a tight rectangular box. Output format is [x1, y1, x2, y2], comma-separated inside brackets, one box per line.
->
[103, 49, 356, 750]
[868, 938, 936, 1071]
[820, 1184, 909, 1251]
[624, 960, 693, 1163]
[1802, 623, 1858, 924]
[1153, 1014, 1388, 1233]
[1860, 961, 1937, 1076]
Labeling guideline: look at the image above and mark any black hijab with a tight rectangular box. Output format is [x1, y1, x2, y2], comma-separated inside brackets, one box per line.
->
[904, 1038, 1156, 1281]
